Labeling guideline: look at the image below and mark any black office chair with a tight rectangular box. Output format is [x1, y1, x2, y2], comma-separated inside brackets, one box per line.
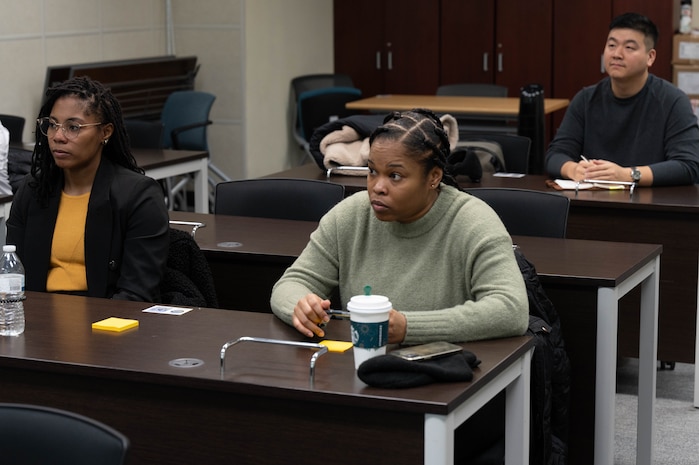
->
[125, 119, 164, 149]
[214, 178, 345, 222]
[460, 133, 531, 174]
[436, 83, 515, 137]
[291, 73, 355, 101]
[290, 74, 362, 158]
[464, 187, 569, 238]
[0, 114, 26, 144]
[0, 403, 129, 465]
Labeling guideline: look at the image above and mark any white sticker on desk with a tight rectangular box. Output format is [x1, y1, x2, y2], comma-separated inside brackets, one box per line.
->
[142, 305, 193, 315]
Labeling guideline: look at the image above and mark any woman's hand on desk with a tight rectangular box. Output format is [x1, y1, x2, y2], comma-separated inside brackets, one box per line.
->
[293, 294, 332, 338]
[388, 309, 407, 344]
[292, 294, 408, 342]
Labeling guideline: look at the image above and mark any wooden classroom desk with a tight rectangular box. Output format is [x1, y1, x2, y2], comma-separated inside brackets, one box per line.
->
[272, 163, 698, 365]
[133, 147, 209, 213]
[345, 95, 570, 174]
[0, 291, 534, 465]
[345, 94, 570, 116]
[169, 211, 662, 465]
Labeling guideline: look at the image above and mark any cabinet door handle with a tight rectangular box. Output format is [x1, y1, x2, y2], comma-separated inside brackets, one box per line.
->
[387, 51, 393, 70]
[600, 54, 605, 74]
[483, 52, 489, 72]
[376, 51, 381, 70]
[498, 53, 503, 73]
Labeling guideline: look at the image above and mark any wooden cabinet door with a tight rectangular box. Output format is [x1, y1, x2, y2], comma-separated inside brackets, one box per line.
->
[383, 0, 440, 94]
[334, 0, 384, 97]
[494, 0, 553, 96]
[440, 0, 552, 97]
[613, 0, 673, 81]
[553, 0, 612, 101]
[334, 0, 440, 96]
[440, 0, 496, 86]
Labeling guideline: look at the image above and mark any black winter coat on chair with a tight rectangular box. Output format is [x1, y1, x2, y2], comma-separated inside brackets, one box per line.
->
[160, 228, 218, 308]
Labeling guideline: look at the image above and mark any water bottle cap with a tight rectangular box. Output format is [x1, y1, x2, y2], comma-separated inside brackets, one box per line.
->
[2, 245, 16, 253]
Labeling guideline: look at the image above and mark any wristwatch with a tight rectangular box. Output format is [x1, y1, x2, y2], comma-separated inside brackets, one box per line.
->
[630, 167, 642, 183]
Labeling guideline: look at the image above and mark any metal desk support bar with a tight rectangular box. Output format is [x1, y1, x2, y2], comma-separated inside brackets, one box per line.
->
[168, 220, 206, 238]
[220, 336, 329, 382]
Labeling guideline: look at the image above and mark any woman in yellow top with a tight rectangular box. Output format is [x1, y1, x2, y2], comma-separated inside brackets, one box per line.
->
[7, 76, 169, 301]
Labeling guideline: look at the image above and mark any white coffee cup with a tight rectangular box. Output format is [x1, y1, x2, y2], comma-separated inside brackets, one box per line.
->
[347, 294, 392, 369]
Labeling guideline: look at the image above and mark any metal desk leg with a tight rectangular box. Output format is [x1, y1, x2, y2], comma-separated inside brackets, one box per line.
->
[694, 255, 699, 408]
[636, 257, 659, 465]
[594, 257, 658, 465]
[192, 157, 209, 213]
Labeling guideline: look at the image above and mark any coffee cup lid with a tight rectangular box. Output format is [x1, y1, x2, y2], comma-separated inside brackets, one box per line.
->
[347, 294, 391, 312]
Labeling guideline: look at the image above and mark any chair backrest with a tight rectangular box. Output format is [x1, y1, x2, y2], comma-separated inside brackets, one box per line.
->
[459, 134, 531, 174]
[160, 90, 216, 150]
[436, 83, 508, 97]
[125, 119, 164, 149]
[0, 403, 129, 465]
[297, 86, 362, 142]
[214, 178, 345, 222]
[291, 73, 355, 101]
[464, 188, 569, 238]
[0, 114, 26, 143]
[290, 73, 360, 147]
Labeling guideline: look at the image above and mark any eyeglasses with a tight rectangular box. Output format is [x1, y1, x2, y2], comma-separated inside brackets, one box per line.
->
[37, 117, 103, 140]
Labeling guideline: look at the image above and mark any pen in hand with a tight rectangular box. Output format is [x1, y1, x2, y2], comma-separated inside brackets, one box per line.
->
[580, 155, 589, 163]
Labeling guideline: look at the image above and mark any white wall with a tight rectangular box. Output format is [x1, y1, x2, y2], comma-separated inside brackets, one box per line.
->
[244, 0, 334, 177]
[0, 0, 166, 136]
[0, 0, 333, 181]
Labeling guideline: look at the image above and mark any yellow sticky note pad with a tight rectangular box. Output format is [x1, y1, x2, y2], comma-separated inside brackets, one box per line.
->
[92, 317, 139, 332]
[319, 340, 353, 353]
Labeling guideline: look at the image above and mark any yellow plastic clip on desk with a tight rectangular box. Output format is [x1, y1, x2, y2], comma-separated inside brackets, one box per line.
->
[92, 317, 139, 332]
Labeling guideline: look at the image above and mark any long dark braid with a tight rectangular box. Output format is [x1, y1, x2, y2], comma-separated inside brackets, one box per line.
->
[369, 108, 459, 188]
[31, 76, 142, 206]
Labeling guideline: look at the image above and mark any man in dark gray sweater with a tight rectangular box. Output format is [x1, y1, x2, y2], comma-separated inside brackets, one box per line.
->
[546, 12, 699, 186]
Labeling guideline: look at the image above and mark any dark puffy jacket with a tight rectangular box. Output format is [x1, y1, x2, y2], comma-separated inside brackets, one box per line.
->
[516, 248, 571, 465]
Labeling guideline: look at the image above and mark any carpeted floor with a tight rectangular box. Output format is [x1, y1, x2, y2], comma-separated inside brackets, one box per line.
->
[615, 358, 699, 464]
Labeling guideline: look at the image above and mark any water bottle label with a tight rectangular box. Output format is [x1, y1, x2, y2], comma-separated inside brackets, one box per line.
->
[0, 274, 24, 293]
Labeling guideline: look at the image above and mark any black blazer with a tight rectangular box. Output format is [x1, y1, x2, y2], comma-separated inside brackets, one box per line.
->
[6, 158, 169, 302]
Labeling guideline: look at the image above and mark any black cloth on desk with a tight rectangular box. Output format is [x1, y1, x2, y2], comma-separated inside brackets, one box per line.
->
[357, 349, 480, 388]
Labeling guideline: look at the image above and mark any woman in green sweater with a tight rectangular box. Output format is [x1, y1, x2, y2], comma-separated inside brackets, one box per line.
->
[271, 109, 528, 345]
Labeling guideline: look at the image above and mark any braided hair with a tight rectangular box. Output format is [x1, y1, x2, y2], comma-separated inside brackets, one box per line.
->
[369, 108, 459, 188]
[31, 75, 142, 206]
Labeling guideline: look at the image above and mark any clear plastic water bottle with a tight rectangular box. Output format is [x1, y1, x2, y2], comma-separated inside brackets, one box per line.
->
[0, 244, 25, 336]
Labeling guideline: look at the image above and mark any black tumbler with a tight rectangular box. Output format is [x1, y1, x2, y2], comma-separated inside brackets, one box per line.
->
[518, 84, 545, 174]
